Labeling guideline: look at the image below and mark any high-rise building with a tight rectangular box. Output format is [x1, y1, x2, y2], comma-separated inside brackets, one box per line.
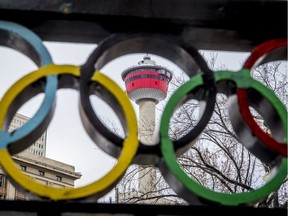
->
[8, 113, 47, 157]
[121, 55, 173, 203]
[0, 113, 81, 200]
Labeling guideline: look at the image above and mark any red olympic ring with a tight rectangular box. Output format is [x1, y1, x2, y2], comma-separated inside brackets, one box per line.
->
[239, 38, 287, 157]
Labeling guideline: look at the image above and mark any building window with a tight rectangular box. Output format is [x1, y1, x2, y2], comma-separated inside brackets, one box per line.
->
[39, 171, 45, 176]
[20, 165, 26, 171]
[0, 174, 5, 188]
[56, 176, 62, 182]
[15, 190, 26, 200]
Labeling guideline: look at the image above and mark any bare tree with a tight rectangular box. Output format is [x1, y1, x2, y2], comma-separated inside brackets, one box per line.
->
[249, 61, 287, 208]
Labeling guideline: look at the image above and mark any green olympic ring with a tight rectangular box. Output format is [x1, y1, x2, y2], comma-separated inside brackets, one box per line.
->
[160, 70, 287, 206]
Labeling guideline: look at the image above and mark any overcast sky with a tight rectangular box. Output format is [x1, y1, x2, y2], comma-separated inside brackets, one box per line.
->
[0, 41, 250, 190]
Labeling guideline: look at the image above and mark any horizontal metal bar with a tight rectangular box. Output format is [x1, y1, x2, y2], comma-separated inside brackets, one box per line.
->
[0, 200, 286, 216]
[0, 0, 286, 51]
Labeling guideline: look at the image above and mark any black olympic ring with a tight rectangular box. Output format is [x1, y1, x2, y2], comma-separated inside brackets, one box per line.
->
[80, 33, 217, 165]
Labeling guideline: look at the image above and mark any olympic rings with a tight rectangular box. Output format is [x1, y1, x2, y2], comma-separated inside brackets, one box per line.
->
[159, 71, 287, 205]
[0, 21, 286, 205]
[80, 33, 216, 165]
[0, 64, 138, 200]
[0, 21, 57, 155]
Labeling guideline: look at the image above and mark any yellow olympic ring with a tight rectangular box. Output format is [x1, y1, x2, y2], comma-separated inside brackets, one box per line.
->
[0, 64, 138, 200]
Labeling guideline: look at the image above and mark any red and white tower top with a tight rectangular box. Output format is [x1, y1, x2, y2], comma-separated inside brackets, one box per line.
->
[121, 55, 173, 104]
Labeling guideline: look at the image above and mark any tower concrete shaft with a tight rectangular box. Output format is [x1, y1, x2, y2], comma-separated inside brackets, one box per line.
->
[138, 99, 156, 145]
[137, 99, 157, 201]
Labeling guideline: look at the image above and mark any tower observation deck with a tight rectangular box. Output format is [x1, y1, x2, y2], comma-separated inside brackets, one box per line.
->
[121, 55, 173, 104]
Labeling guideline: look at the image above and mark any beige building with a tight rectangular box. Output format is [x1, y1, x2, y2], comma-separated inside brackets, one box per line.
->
[0, 113, 81, 200]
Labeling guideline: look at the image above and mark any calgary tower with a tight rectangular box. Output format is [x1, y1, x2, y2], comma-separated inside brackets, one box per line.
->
[121, 54, 173, 144]
[121, 54, 173, 202]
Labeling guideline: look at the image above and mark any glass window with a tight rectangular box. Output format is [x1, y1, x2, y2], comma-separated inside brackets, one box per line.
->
[20, 165, 26, 171]
[0, 174, 5, 188]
